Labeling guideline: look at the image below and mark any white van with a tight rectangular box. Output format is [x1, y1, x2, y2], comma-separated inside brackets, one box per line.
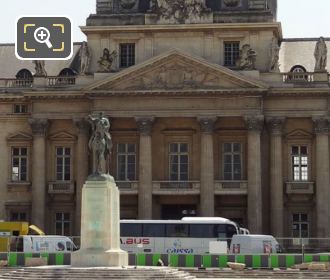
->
[229, 234, 281, 254]
[10, 235, 77, 253]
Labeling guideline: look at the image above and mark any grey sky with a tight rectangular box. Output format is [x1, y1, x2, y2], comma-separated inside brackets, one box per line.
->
[1, 0, 329, 43]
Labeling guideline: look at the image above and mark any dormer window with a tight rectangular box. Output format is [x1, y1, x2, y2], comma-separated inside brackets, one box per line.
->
[290, 65, 307, 81]
[16, 69, 33, 80]
[58, 68, 76, 77]
[15, 69, 33, 87]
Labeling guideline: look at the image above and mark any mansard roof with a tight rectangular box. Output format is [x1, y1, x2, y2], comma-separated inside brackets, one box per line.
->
[0, 43, 82, 79]
[279, 38, 330, 73]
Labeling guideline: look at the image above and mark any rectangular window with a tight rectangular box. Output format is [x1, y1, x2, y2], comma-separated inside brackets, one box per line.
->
[10, 212, 27, 222]
[291, 146, 308, 181]
[120, 43, 135, 68]
[224, 42, 240, 67]
[120, 223, 142, 237]
[169, 143, 189, 181]
[223, 143, 242, 180]
[117, 143, 136, 181]
[166, 224, 189, 237]
[142, 224, 166, 237]
[56, 147, 71, 181]
[14, 104, 27, 114]
[292, 213, 309, 238]
[55, 212, 71, 236]
[11, 147, 27, 182]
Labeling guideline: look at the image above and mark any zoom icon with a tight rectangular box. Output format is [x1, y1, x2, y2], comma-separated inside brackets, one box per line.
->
[16, 16, 72, 60]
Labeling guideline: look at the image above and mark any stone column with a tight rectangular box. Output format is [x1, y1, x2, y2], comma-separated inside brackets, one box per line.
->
[136, 117, 154, 219]
[268, 117, 285, 237]
[199, 117, 216, 217]
[245, 115, 264, 233]
[74, 118, 90, 236]
[28, 118, 49, 230]
[313, 117, 330, 237]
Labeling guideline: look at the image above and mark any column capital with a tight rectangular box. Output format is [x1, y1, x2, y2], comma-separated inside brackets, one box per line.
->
[313, 117, 329, 134]
[135, 117, 155, 136]
[28, 118, 49, 136]
[267, 117, 286, 135]
[73, 118, 90, 134]
[244, 115, 264, 131]
[198, 117, 217, 133]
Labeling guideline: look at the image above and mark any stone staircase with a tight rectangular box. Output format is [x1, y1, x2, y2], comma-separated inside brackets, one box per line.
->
[182, 268, 330, 279]
[0, 267, 195, 280]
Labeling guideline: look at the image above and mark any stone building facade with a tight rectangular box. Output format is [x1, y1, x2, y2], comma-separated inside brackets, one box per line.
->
[0, 0, 329, 239]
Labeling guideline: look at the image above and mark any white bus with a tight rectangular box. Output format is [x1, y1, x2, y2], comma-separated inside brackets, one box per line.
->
[120, 217, 248, 254]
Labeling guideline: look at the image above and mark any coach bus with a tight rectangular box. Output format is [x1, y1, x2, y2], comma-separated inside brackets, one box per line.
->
[120, 217, 248, 254]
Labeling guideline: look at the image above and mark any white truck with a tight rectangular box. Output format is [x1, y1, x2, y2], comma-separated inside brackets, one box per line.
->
[10, 235, 77, 253]
[229, 234, 281, 254]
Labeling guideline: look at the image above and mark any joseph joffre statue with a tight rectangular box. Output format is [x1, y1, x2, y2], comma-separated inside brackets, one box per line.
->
[88, 112, 113, 176]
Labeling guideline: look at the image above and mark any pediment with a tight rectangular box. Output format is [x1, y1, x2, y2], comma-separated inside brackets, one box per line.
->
[286, 129, 313, 139]
[7, 132, 32, 142]
[49, 131, 77, 142]
[86, 49, 268, 92]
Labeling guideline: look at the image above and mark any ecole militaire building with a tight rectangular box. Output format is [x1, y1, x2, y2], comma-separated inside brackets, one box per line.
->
[0, 0, 329, 240]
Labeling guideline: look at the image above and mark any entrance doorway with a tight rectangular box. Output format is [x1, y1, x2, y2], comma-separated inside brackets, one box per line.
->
[161, 204, 197, 219]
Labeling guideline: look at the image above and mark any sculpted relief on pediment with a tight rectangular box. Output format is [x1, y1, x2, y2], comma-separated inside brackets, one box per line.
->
[101, 62, 246, 91]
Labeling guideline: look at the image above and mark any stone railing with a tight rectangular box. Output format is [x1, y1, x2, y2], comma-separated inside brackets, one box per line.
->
[214, 180, 248, 195]
[286, 182, 314, 194]
[116, 181, 139, 193]
[152, 181, 200, 194]
[0, 79, 33, 88]
[48, 181, 75, 194]
[47, 76, 76, 86]
[283, 72, 314, 83]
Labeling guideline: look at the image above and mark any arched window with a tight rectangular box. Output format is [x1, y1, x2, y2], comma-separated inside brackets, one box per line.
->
[15, 69, 33, 87]
[16, 69, 33, 80]
[58, 68, 76, 77]
[56, 68, 76, 85]
[290, 65, 308, 81]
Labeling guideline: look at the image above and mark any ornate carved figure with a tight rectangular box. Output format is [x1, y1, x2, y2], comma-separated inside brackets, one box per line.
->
[88, 112, 113, 175]
[269, 37, 280, 72]
[237, 44, 257, 70]
[152, 0, 208, 24]
[98, 48, 117, 72]
[33, 60, 47, 77]
[79, 42, 91, 75]
[314, 37, 327, 72]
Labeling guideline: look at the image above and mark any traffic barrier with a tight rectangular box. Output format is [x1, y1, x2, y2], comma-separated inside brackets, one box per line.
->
[128, 253, 330, 268]
[3, 252, 330, 268]
[6, 252, 70, 266]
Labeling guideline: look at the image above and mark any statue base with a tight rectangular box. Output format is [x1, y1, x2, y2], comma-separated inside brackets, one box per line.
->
[71, 176, 128, 267]
[72, 248, 128, 267]
[314, 72, 328, 82]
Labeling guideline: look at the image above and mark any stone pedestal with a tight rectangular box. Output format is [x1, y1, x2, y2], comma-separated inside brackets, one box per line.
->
[71, 175, 128, 267]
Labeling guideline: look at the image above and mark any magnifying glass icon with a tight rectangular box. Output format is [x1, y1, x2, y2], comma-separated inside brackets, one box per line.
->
[34, 27, 53, 49]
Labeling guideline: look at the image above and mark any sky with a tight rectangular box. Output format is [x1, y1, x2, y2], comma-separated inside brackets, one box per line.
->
[0, 0, 329, 43]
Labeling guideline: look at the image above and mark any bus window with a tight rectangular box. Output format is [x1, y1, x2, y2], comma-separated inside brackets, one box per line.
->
[213, 224, 226, 238]
[166, 224, 189, 237]
[226, 224, 238, 238]
[120, 223, 142, 237]
[190, 224, 214, 238]
[143, 224, 165, 237]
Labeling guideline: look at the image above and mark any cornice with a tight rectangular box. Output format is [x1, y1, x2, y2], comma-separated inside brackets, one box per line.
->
[85, 88, 267, 98]
[80, 22, 282, 39]
[267, 87, 330, 97]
